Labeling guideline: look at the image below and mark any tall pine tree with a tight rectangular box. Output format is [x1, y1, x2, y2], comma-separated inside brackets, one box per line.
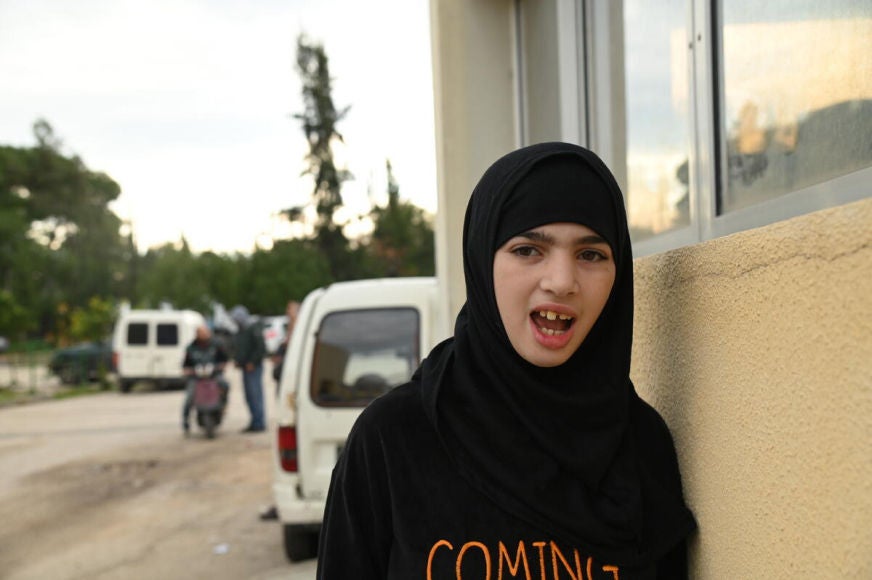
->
[291, 35, 355, 280]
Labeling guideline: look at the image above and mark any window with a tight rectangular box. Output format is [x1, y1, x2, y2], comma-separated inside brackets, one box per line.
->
[717, 1, 872, 213]
[127, 323, 148, 345]
[311, 308, 420, 407]
[623, 0, 691, 242]
[597, 0, 871, 255]
[156, 323, 179, 346]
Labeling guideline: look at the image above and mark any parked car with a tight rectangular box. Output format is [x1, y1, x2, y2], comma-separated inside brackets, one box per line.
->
[48, 341, 114, 385]
[271, 277, 449, 562]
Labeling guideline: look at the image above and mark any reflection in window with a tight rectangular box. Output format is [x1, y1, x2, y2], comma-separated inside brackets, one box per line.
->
[311, 308, 419, 407]
[623, 0, 691, 242]
[719, 1, 872, 213]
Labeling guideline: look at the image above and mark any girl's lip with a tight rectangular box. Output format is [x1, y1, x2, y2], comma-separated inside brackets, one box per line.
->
[528, 304, 577, 350]
[528, 317, 575, 349]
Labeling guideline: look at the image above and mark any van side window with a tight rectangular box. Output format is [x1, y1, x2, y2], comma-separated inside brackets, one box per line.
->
[127, 323, 148, 345]
[156, 324, 179, 346]
[311, 308, 420, 407]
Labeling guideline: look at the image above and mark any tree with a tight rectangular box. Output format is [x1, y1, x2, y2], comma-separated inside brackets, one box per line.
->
[0, 289, 30, 340]
[135, 239, 211, 312]
[368, 160, 435, 276]
[0, 157, 40, 308]
[194, 250, 244, 310]
[69, 296, 116, 342]
[0, 120, 128, 337]
[242, 239, 333, 314]
[290, 35, 356, 280]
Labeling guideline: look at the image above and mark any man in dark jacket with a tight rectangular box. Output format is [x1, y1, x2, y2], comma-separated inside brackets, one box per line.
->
[181, 325, 229, 434]
[230, 305, 267, 433]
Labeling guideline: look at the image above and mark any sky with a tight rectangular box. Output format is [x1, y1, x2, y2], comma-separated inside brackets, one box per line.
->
[0, 0, 437, 255]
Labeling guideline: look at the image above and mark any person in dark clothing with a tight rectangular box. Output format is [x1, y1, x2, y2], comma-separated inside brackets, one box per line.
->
[230, 305, 267, 433]
[317, 143, 696, 578]
[271, 300, 300, 393]
[181, 325, 229, 434]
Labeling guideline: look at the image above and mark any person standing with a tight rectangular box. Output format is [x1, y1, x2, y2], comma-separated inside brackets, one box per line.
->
[230, 305, 267, 433]
[317, 143, 696, 577]
[271, 300, 300, 394]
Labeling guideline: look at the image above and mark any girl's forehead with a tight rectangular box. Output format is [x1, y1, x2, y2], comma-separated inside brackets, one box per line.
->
[497, 222, 611, 248]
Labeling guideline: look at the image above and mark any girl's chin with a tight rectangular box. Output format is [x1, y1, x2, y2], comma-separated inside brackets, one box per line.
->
[517, 337, 577, 368]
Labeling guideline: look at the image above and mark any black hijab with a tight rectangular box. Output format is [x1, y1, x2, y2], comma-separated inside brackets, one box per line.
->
[419, 142, 695, 566]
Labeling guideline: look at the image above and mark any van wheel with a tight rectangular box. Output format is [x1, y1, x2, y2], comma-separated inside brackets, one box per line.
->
[119, 380, 133, 393]
[283, 525, 318, 562]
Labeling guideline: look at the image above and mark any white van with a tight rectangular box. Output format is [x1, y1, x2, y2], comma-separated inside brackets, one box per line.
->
[112, 309, 206, 393]
[271, 277, 448, 561]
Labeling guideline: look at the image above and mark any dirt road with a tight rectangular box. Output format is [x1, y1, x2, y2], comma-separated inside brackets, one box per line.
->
[0, 371, 317, 580]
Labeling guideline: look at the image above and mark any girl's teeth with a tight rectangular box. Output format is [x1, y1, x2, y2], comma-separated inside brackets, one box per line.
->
[538, 310, 572, 321]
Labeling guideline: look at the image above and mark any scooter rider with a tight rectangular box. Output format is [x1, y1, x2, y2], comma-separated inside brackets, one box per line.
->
[181, 325, 230, 434]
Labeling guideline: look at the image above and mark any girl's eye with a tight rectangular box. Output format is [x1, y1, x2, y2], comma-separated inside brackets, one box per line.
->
[511, 245, 540, 258]
[579, 249, 607, 262]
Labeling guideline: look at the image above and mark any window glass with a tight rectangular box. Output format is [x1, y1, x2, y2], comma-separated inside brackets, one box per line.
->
[719, 1, 872, 213]
[623, 0, 692, 241]
[156, 323, 179, 346]
[127, 323, 148, 345]
[311, 308, 420, 407]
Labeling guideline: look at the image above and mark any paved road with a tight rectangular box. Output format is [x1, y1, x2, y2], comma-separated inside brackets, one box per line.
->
[0, 365, 318, 579]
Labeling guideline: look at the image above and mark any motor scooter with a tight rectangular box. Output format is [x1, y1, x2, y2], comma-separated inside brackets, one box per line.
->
[192, 363, 227, 439]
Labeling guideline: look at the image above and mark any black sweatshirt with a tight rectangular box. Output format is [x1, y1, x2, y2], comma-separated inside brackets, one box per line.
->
[317, 382, 687, 580]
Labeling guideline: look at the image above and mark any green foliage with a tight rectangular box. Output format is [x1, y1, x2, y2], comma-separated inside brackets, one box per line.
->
[135, 239, 213, 312]
[0, 289, 30, 338]
[69, 296, 115, 342]
[368, 160, 435, 277]
[242, 239, 333, 314]
[0, 120, 127, 337]
[194, 250, 244, 309]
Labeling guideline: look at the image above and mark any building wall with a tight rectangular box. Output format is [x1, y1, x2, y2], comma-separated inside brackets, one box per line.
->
[632, 197, 872, 577]
[429, 0, 517, 321]
[429, 1, 872, 574]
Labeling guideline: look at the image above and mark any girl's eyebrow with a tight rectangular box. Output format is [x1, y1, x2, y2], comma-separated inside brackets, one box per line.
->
[517, 230, 609, 246]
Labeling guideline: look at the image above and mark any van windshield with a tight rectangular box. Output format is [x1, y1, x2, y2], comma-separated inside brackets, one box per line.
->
[311, 308, 420, 407]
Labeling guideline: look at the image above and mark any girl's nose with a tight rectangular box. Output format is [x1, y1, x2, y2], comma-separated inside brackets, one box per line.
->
[540, 254, 579, 296]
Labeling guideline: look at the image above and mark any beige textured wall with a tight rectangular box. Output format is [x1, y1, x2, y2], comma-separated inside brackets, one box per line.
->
[631, 197, 872, 578]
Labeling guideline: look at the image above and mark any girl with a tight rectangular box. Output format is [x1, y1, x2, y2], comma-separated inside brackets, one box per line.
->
[317, 142, 696, 579]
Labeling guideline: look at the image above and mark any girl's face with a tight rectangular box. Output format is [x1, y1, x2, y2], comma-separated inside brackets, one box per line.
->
[493, 222, 616, 367]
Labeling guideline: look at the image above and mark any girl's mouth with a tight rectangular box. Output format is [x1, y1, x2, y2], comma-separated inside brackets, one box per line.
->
[531, 310, 574, 336]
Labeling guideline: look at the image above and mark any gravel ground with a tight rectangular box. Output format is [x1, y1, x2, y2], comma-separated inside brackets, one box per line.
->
[0, 364, 318, 580]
